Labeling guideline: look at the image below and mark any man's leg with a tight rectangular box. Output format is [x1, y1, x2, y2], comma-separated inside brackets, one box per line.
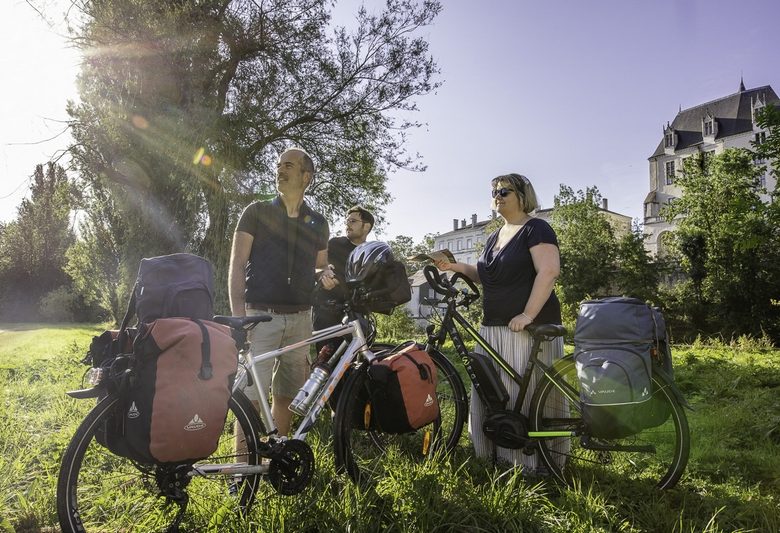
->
[235, 311, 283, 456]
[272, 310, 313, 437]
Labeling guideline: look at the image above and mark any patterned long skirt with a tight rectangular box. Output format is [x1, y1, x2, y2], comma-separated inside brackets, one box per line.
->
[468, 325, 567, 472]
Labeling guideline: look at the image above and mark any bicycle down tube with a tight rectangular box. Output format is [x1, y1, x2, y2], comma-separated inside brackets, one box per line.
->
[236, 319, 376, 440]
[440, 311, 578, 440]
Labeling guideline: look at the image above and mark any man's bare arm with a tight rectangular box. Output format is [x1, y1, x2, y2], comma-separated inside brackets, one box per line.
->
[228, 231, 254, 316]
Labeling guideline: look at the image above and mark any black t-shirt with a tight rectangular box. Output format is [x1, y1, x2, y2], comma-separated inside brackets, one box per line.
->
[327, 236, 357, 283]
[317, 236, 357, 303]
[477, 217, 561, 326]
[236, 196, 328, 306]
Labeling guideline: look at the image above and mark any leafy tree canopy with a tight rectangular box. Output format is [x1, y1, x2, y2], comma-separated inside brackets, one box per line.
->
[663, 148, 780, 339]
[0, 163, 75, 319]
[60, 0, 441, 313]
[550, 185, 617, 310]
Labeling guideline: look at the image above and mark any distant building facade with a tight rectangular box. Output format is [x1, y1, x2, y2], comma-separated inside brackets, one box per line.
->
[644, 81, 779, 256]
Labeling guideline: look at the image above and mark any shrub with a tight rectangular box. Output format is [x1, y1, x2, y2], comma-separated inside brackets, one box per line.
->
[39, 287, 78, 322]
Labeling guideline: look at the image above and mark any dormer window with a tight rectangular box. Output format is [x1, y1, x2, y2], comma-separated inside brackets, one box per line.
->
[702, 111, 717, 140]
[755, 132, 767, 145]
[752, 93, 766, 126]
[663, 124, 677, 153]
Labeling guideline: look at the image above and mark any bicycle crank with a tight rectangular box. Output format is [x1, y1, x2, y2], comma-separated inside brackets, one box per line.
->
[268, 439, 315, 495]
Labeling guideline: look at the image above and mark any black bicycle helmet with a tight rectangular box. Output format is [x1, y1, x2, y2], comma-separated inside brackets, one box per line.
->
[345, 241, 395, 286]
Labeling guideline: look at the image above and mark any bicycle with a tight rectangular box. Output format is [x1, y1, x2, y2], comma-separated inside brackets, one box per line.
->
[57, 303, 465, 531]
[337, 265, 691, 489]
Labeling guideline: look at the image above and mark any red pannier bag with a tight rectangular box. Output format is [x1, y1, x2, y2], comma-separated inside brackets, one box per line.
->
[366, 343, 439, 433]
[107, 318, 238, 464]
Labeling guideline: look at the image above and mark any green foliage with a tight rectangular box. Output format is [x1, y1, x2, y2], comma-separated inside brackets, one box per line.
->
[0, 163, 76, 320]
[38, 288, 78, 322]
[65, 0, 442, 312]
[664, 148, 780, 341]
[550, 185, 617, 319]
[387, 233, 437, 273]
[613, 221, 660, 303]
[753, 104, 780, 181]
[373, 306, 422, 343]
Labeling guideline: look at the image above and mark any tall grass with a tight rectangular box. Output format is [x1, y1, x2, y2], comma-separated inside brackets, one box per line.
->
[1, 324, 778, 532]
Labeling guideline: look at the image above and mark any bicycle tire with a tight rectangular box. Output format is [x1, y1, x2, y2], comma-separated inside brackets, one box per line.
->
[530, 356, 690, 489]
[333, 346, 468, 484]
[57, 389, 265, 532]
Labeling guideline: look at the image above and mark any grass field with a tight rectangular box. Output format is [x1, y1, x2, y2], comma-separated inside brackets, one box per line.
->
[1, 323, 778, 532]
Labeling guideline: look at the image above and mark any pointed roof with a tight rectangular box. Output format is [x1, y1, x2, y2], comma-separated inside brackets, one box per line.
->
[650, 85, 779, 158]
[739, 77, 746, 92]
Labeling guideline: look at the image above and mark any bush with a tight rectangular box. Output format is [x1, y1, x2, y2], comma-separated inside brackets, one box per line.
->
[38, 287, 78, 322]
[374, 306, 422, 343]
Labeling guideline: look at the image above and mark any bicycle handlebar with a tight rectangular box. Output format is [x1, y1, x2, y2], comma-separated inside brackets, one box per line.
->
[422, 265, 480, 302]
[423, 265, 452, 296]
[450, 272, 481, 300]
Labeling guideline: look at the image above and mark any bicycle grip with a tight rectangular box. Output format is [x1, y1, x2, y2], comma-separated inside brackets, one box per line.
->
[423, 265, 452, 296]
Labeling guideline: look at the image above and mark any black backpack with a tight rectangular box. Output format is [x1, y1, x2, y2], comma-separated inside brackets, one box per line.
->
[353, 260, 412, 315]
[574, 297, 672, 439]
[132, 253, 215, 323]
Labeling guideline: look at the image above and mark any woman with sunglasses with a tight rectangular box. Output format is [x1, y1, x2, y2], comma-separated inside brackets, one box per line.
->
[435, 173, 563, 474]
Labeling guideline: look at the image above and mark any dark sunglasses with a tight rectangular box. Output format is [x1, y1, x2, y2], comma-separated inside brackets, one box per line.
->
[491, 187, 516, 198]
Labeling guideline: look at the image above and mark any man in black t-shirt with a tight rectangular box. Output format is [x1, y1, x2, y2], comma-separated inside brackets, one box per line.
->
[228, 147, 334, 437]
[312, 205, 374, 352]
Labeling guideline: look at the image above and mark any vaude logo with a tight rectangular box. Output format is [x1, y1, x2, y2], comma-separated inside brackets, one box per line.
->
[127, 402, 140, 419]
[184, 414, 206, 431]
[424, 394, 434, 407]
[642, 387, 649, 397]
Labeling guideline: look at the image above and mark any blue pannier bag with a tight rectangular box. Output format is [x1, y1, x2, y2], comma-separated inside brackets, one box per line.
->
[574, 297, 672, 439]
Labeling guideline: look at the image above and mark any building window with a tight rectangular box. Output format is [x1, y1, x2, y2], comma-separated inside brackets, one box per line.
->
[702, 150, 714, 171]
[704, 119, 713, 136]
[665, 160, 676, 185]
[466, 238, 472, 249]
[438, 242, 444, 250]
[664, 132, 674, 147]
[755, 132, 767, 145]
[457, 239, 462, 251]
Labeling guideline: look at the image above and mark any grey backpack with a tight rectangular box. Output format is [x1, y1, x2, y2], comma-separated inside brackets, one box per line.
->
[574, 297, 671, 439]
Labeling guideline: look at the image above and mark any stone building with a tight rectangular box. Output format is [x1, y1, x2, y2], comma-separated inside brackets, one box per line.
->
[644, 80, 778, 256]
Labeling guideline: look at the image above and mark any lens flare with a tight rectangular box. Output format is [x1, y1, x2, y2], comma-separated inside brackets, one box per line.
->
[192, 147, 205, 165]
[131, 115, 149, 129]
[200, 154, 212, 166]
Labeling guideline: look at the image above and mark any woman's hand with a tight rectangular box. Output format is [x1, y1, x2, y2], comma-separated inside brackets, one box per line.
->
[508, 312, 534, 332]
[434, 259, 456, 272]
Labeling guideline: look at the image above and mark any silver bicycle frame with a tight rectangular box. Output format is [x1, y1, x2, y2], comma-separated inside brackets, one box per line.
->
[233, 318, 378, 441]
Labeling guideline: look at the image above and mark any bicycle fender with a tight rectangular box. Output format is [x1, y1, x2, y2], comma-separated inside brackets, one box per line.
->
[66, 388, 103, 399]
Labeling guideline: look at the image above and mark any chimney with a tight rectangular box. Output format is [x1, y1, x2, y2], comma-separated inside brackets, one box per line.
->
[453, 218, 458, 231]
[461, 219, 466, 229]
[471, 213, 477, 227]
[602, 198, 608, 211]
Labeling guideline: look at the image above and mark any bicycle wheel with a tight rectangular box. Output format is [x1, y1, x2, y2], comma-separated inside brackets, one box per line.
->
[333, 347, 468, 484]
[57, 390, 265, 532]
[530, 357, 690, 489]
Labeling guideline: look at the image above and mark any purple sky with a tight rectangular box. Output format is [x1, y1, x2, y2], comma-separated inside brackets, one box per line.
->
[363, 0, 780, 241]
[2, 0, 779, 244]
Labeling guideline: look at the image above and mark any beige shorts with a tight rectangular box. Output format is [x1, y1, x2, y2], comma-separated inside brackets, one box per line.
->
[242, 308, 312, 402]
